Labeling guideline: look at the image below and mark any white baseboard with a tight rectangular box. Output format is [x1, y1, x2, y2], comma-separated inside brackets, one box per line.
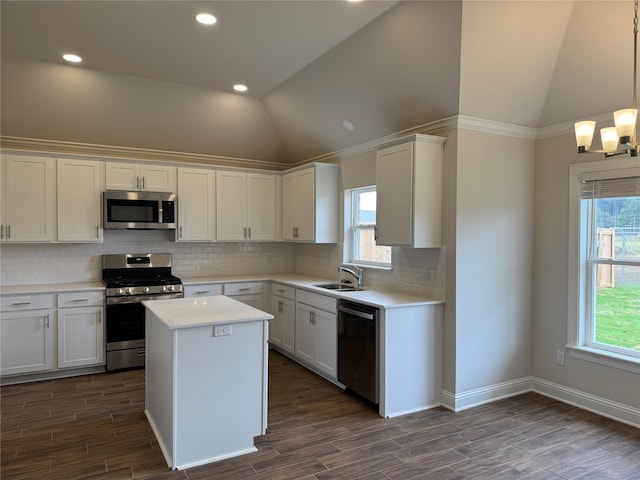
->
[440, 376, 639, 428]
[531, 377, 640, 428]
[441, 377, 532, 412]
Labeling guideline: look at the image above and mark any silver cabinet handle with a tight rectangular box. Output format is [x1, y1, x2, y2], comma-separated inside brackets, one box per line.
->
[243, 227, 247, 238]
[374, 226, 378, 241]
[45, 314, 50, 328]
[0, 224, 3, 240]
[195, 290, 210, 295]
[97, 311, 102, 324]
[238, 288, 250, 292]
[179, 226, 183, 239]
[136, 176, 140, 189]
[12, 302, 31, 306]
[96, 225, 100, 238]
[71, 298, 89, 303]
[248, 227, 251, 239]
[142, 176, 145, 190]
[7, 225, 11, 239]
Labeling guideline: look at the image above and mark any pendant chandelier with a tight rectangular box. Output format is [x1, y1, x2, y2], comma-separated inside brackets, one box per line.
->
[574, 0, 639, 157]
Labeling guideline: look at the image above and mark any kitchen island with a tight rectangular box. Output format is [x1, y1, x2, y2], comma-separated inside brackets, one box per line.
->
[143, 295, 272, 470]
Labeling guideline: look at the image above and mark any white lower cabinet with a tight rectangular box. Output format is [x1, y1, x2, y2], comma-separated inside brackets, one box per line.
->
[224, 282, 264, 310]
[294, 289, 337, 379]
[57, 291, 104, 368]
[0, 294, 56, 375]
[269, 283, 295, 354]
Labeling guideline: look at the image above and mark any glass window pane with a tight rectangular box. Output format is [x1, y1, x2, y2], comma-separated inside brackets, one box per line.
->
[355, 228, 392, 264]
[594, 264, 640, 352]
[356, 191, 377, 225]
[595, 197, 640, 261]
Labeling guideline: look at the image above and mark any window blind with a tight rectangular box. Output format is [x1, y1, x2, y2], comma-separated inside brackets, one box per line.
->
[580, 176, 640, 199]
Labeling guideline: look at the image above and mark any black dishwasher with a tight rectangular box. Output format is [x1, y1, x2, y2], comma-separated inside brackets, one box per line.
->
[337, 300, 379, 404]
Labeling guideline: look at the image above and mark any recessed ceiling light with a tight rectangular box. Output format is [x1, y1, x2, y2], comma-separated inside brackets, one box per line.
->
[233, 84, 248, 93]
[341, 119, 356, 132]
[62, 53, 82, 63]
[196, 13, 217, 25]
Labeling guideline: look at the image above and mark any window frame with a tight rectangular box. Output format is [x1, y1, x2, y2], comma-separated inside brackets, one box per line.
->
[567, 157, 640, 374]
[344, 186, 391, 269]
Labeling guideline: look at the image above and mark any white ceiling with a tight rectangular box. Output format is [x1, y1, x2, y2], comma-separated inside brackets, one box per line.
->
[1, 1, 637, 164]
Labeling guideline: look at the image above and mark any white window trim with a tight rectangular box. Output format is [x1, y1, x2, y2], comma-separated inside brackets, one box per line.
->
[568, 157, 640, 374]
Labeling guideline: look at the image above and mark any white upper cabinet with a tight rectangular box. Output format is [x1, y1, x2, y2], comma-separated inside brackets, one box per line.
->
[1, 154, 56, 242]
[105, 161, 176, 192]
[216, 171, 279, 241]
[176, 167, 215, 241]
[57, 158, 104, 242]
[282, 163, 339, 243]
[376, 134, 445, 247]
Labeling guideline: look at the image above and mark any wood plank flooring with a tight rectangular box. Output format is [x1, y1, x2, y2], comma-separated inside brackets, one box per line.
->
[1, 350, 639, 480]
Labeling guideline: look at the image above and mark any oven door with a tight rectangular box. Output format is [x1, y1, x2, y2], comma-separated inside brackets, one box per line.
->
[105, 292, 182, 371]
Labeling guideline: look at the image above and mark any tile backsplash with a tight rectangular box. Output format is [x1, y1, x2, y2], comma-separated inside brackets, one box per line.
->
[0, 231, 444, 297]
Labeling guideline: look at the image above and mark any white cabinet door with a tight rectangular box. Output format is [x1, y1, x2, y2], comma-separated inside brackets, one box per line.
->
[2, 154, 56, 242]
[282, 164, 339, 243]
[376, 134, 444, 247]
[57, 158, 103, 242]
[58, 306, 104, 368]
[106, 162, 176, 192]
[246, 173, 277, 241]
[294, 302, 315, 364]
[140, 164, 176, 192]
[269, 296, 294, 354]
[376, 142, 414, 246]
[177, 167, 215, 241]
[0, 309, 54, 375]
[216, 171, 277, 241]
[314, 308, 337, 377]
[216, 171, 247, 241]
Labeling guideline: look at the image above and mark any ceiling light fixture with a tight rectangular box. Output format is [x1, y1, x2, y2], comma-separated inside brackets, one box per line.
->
[575, 0, 639, 157]
[62, 53, 82, 63]
[341, 119, 356, 132]
[233, 84, 248, 93]
[196, 13, 217, 25]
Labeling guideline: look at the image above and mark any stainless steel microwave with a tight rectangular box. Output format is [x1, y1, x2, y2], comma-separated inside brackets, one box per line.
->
[103, 191, 176, 230]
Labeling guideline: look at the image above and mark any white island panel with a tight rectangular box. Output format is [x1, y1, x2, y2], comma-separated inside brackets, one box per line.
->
[144, 295, 271, 470]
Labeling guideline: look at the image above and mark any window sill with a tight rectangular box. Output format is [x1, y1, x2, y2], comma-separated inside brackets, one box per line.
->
[567, 345, 640, 374]
[346, 263, 392, 272]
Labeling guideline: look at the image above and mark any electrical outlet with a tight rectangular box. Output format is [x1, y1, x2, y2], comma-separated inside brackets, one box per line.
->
[556, 349, 565, 366]
[213, 324, 232, 337]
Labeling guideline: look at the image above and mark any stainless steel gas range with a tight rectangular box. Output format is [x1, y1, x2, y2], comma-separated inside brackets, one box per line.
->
[102, 253, 183, 371]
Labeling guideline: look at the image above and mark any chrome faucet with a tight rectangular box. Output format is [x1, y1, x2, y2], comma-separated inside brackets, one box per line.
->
[338, 265, 363, 287]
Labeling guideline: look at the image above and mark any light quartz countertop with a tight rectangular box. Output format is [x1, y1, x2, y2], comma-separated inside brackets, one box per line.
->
[0, 274, 445, 309]
[143, 295, 273, 330]
[183, 273, 444, 309]
[0, 282, 105, 296]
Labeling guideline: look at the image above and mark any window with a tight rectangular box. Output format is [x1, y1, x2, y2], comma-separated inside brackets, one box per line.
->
[568, 158, 640, 372]
[345, 187, 391, 267]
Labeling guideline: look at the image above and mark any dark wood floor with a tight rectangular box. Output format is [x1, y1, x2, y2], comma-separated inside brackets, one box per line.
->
[1, 351, 639, 480]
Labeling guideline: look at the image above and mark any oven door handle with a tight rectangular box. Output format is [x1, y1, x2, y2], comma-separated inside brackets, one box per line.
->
[106, 293, 183, 305]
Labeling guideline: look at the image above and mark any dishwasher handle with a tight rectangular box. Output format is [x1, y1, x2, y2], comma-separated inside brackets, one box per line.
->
[337, 304, 376, 320]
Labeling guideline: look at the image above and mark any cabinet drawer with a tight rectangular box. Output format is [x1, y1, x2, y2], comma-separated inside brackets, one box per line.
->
[184, 284, 223, 297]
[58, 291, 104, 308]
[1, 294, 56, 312]
[271, 283, 295, 300]
[296, 289, 336, 313]
[224, 282, 263, 296]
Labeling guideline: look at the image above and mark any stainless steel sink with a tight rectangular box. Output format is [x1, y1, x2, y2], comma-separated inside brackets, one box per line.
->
[314, 283, 363, 292]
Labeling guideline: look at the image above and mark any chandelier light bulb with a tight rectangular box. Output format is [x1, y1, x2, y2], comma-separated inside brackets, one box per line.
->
[600, 127, 619, 151]
[574, 121, 596, 149]
[613, 108, 637, 142]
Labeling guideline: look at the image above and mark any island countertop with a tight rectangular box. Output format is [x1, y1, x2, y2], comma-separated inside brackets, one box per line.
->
[143, 295, 273, 330]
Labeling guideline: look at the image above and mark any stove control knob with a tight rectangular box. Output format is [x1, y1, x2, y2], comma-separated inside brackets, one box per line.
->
[126, 288, 132, 294]
[117, 288, 123, 295]
[160, 285, 167, 292]
[168, 285, 175, 292]
[143, 286, 150, 293]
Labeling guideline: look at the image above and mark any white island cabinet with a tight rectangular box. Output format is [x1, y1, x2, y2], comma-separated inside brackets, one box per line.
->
[143, 295, 272, 470]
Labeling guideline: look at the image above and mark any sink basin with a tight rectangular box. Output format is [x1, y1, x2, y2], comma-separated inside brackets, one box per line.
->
[314, 283, 363, 292]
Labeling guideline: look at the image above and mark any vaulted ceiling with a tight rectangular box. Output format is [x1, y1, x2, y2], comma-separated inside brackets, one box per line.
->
[1, 1, 636, 165]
